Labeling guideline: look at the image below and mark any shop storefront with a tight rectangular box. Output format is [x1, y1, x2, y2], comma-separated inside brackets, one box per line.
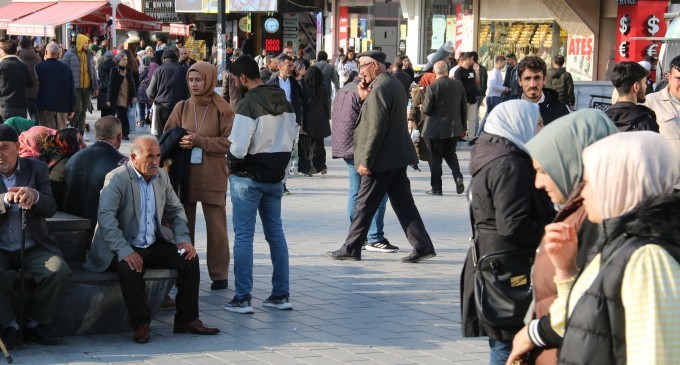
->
[336, 0, 406, 63]
[422, 0, 472, 62]
[617, 0, 667, 82]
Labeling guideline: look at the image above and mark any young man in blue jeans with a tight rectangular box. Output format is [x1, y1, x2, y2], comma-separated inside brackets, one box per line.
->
[224, 56, 298, 314]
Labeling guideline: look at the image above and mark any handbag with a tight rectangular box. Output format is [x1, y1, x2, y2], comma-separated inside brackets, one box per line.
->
[468, 188, 535, 327]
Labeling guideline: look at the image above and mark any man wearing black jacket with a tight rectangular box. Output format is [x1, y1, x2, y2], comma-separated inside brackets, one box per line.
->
[0, 38, 33, 120]
[146, 50, 189, 136]
[605, 61, 659, 132]
[508, 56, 570, 126]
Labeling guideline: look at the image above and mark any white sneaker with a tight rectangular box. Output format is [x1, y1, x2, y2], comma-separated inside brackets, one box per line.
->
[224, 296, 254, 314]
[262, 295, 293, 310]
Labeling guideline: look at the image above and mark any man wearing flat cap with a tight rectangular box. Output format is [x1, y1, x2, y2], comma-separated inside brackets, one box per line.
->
[326, 50, 437, 263]
[146, 49, 189, 137]
[0, 124, 71, 348]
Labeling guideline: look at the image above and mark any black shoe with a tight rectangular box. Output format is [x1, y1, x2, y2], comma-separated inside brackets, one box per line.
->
[211, 280, 228, 290]
[326, 249, 361, 261]
[468, 138, 477, 146]
[1, 326, 18, 349]
[283, 184, 291, 195]
[426, 189, 442, 196]
[456, 178, 465, 194]
[122, 135, 130, 140]
[23, 326, 61, 345]
[401, 251, 437, 263]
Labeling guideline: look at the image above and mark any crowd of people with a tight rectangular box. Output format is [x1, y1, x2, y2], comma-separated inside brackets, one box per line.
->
[1, 30, 680, 365]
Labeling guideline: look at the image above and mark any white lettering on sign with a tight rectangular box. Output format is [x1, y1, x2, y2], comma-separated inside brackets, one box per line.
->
[619, 41, 630, 58]
[619, 14, 630, 36]
[647, 15, 660, 36]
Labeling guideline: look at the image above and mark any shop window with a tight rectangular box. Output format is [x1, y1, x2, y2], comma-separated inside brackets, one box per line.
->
[477, 20, 568, 70]
[421, 0, 472, 63]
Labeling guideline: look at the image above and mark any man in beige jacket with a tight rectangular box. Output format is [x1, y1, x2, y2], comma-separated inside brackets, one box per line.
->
[644, 55, 680, 159]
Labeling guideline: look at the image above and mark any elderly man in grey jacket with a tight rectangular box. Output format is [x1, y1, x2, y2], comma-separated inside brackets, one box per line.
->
[421, 60, 467, 195]
[85, 136, 219, 343]
[326, 50, 436, 263]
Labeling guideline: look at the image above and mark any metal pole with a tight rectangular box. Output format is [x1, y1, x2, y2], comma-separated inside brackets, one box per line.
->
[216, 0, 227, 78]
[17, 208, 26, 350]
[110, 0, 120, 49]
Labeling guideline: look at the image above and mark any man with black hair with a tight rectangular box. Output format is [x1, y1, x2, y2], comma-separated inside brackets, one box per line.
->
[645, 54, 680, 158]
[606, 61, 658, 132]
[18, 38, 41, 122]
[453, 52, 479, 142]
[470, 51, 487, 117]
[502, 53, 519, 101]
[312, 50, 339, 98]
[545, 54, 575, 109]
[0, 38, 33, 120]
[224, 56, 298, 314]
[510, 56, 570, 125]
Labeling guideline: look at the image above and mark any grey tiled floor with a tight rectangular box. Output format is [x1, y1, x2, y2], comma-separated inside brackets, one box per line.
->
[10, 119, 490, 364]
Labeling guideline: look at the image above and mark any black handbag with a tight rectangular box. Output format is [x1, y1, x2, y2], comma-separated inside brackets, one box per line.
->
[468, 188, 535, 327]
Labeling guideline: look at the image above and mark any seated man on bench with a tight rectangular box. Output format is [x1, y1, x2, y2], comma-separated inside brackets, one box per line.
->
[84, 136, 219, 343]
[0, 124, 71, 348]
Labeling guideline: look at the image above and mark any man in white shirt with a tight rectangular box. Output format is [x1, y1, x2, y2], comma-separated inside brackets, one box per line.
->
[478, 56, 508, 134]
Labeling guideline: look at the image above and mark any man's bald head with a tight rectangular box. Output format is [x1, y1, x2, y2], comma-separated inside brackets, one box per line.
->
[433, 61, 448, 76]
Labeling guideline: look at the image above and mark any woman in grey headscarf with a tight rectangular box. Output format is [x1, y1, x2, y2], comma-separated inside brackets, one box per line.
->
[516, 132, 680, 364]
[506, 109, 618, 365]
[460, 100, 554, 365]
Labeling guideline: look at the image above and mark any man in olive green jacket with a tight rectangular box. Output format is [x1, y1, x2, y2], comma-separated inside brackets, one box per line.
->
[326, 50, 436, 263]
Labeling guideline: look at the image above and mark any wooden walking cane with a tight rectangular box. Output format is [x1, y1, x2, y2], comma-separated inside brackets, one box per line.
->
[0, 337, 13, 363]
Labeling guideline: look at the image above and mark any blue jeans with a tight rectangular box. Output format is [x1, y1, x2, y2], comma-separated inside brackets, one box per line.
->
[345, 159, 387, 243]
[229, 175, 290, 299]
[489, 338, 512, 365]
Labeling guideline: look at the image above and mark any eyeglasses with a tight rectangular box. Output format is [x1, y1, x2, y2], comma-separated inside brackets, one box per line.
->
[359, 61, 374, 69]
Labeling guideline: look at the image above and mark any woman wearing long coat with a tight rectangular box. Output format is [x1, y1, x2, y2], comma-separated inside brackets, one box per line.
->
[298, 66, 330, 176]
[107, 52, 136, 140]
[164, 62, 234, 290]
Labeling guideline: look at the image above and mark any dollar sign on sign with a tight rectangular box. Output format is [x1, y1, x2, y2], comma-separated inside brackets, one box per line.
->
[647, 15, 660, 36]
[620, 15, 630, 35]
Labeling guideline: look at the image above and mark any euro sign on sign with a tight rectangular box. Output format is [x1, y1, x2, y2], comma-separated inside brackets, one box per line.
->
[647, 15, 660, 36]
[644, 43, 659, 58]
[620, 14, 630, 36]
[619, 41, 630, 58]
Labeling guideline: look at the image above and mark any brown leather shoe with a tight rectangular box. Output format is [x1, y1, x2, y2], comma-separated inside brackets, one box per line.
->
[132, 323, 150, 343]
[173, 319, 220, 335]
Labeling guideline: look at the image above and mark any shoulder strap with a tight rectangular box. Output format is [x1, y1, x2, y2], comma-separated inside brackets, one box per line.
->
[468, 187, 480, 266]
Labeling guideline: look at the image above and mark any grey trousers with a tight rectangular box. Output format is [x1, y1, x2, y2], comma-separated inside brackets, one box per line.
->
[0, 245, 71, 325]
[70, 88, 92, 132]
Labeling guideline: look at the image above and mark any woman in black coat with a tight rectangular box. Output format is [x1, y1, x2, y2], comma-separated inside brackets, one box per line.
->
[298, 66, 330, 176]
[460, 100, 554, 365]
[107, 52, 136, 140]
[97, 51, 116, 117]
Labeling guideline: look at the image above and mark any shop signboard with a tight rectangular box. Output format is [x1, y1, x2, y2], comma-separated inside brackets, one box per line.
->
[445, 15, 456, 43]
[431, 15, 446, 48]
[238, 15, 251, 33]
[616, 0, 667, 69]
[143, 0, 180, 22]
[262, 17, 282, 53]
[454, 9, 473, 59]
[339, 7, 348, 52]
[283, 13, 299, 50]
[350, 15, 358, 39]
[566, 34, 594, 81]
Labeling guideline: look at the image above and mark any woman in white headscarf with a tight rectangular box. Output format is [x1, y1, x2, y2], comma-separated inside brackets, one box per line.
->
[521, 131, 680, 365]
[460, 100, 554, 365]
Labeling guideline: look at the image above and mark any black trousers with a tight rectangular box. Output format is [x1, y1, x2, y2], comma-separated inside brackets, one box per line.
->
[298, 135, 327, 174]
[115, 106, 130, 137]
[154, 104, 174, 136]
[428, 137, 463, 190]
[340, 167, 435, 257]
[111, 242, 199, 329]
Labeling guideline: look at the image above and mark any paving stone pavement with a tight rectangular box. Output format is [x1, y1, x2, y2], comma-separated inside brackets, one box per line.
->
[11, 117, 491, 364]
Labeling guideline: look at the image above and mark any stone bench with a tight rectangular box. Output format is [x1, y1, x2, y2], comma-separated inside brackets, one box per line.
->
[41, 212, 177, 336]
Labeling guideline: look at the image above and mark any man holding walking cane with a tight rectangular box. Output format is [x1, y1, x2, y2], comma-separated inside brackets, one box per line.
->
[0, 124, 71, 349]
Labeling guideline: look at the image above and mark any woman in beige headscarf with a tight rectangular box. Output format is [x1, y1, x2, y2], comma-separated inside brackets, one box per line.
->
[165, 61, 234, 290]
[510, 132, 680, 364]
